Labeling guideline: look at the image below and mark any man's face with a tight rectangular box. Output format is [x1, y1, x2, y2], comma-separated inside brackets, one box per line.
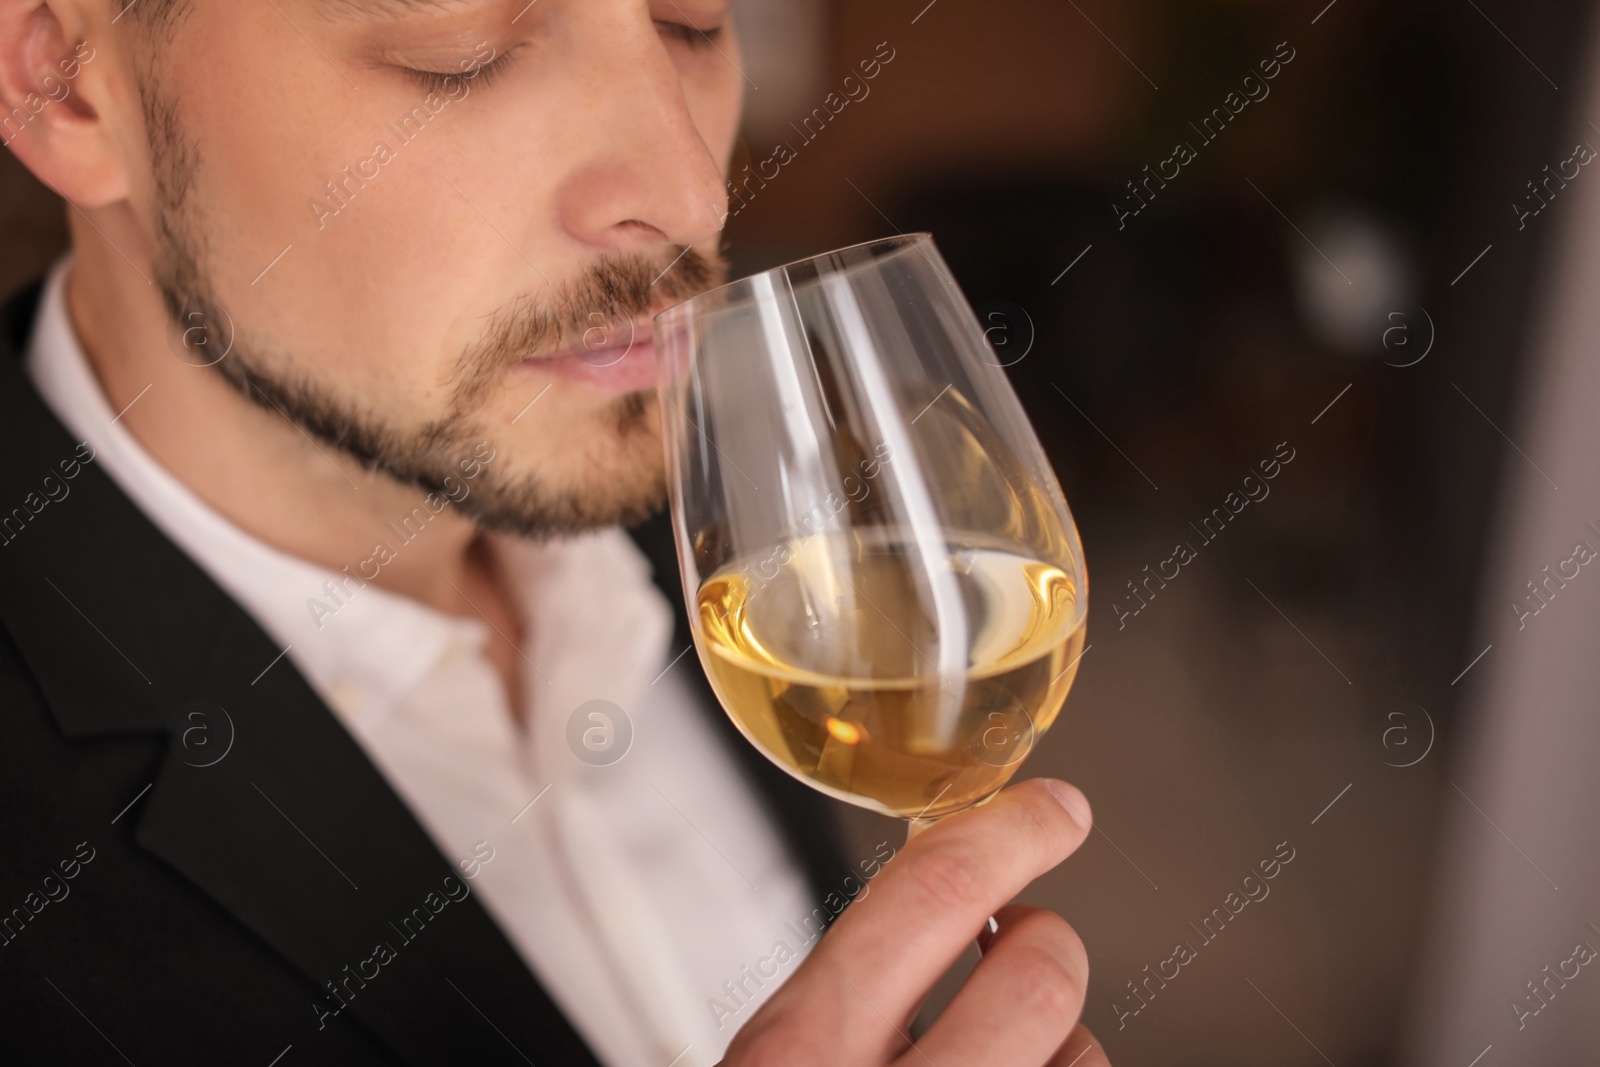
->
[132, 0, 738, 535]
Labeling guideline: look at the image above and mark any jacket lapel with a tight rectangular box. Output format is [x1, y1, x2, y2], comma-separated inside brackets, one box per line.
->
[0, 284, 602, 1066]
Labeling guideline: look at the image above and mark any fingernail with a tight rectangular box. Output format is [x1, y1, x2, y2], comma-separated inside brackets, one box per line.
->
[1045, 780, 1091, 829]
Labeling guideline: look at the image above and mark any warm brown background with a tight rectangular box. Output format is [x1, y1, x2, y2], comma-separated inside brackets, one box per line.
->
[5, 0, 1593, 1063]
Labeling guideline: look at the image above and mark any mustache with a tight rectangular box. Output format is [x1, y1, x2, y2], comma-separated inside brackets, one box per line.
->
[450, 246, 723, 406]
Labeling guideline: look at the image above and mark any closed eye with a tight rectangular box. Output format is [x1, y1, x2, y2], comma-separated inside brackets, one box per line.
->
[399, 49, 514, 94]
[656, 19, 725, 50]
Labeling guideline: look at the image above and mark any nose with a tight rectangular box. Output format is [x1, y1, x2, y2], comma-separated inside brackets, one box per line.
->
[556, 21, 732, 254]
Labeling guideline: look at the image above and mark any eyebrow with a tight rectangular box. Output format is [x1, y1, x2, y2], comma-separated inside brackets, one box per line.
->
[317, 0, 492, 21]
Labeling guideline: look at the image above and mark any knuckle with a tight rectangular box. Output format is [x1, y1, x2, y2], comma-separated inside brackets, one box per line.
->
[904, 842, 985, 912]
[1006, 935, 1089, 1020]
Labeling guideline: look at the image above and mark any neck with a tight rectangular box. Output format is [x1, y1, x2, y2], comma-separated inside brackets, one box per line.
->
[62, 216, 481, 614]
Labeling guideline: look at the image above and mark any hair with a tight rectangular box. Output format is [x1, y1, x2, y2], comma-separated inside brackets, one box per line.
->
[113, 0, 191, 36]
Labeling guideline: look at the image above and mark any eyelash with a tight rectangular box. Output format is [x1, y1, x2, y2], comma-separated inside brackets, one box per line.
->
[400, 50, 514, 95]
[396, 20, 716, 93]
[656, 20, 725, 50]
[398, 20, 719, 93]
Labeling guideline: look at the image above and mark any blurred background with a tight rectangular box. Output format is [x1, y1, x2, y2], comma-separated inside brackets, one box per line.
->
[7, 0, 1600, 1062]
[723, 1, 1597, 1064]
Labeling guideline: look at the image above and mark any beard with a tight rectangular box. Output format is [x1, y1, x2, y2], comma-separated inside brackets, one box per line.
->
[144, 87, 725, 539]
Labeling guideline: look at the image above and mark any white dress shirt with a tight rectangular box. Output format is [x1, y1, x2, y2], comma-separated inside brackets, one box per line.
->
[25, 258, 818, 1067]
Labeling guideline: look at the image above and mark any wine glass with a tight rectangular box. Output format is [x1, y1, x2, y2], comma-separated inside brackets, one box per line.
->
[655, 233, 1087, 832]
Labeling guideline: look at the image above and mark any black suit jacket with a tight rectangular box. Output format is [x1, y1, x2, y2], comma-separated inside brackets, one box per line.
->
[0, 282, 848, 1065]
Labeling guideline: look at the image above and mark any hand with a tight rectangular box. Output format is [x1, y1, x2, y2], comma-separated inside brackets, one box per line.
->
[720, 778, 1109, 1066]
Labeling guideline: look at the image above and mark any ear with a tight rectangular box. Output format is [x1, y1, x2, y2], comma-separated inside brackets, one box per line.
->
[0, 0, 129, 206]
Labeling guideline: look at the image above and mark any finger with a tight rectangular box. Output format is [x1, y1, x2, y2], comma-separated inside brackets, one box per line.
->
[1049, 1024, 1111, 1067]
[805, 778, 1093, 1026]
[904, 905, 1087, 1067]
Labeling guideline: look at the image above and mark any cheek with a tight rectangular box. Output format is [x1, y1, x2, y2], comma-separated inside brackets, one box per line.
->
[163, 11, 544, 416]
[680, 36, 745, 170]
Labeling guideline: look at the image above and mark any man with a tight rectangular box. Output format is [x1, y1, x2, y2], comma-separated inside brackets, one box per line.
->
[0, 1, 1107, 1064]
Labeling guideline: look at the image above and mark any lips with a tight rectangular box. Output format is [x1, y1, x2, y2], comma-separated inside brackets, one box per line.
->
[512, 319, 659, 396]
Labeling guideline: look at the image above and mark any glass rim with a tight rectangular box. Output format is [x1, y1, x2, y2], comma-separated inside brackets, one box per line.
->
[654, 232, 934, 329]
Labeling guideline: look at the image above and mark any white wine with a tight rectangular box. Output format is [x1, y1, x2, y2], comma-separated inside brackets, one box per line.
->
[695, 531, 1085, 820]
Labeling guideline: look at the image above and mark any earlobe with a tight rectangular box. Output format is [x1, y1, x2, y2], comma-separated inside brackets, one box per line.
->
[0, 0, 129, 206]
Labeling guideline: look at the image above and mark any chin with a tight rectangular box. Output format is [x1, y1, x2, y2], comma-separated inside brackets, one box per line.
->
[461, 406, 668, 538]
